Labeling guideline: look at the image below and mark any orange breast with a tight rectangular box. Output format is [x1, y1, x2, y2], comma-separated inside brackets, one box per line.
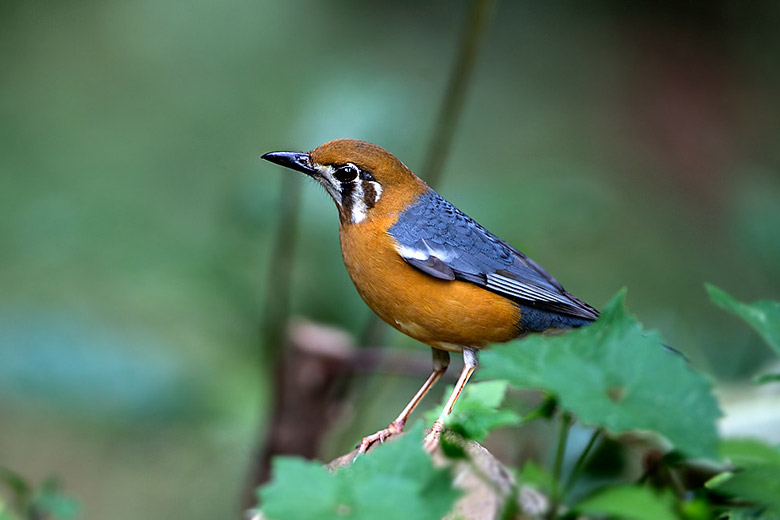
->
[339, 216, 523, 351]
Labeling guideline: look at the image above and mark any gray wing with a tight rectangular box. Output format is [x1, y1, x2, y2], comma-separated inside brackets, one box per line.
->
[388, 190, 599, 321]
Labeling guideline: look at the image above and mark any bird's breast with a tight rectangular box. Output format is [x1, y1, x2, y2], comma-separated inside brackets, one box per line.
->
[339, 217, 523, 349]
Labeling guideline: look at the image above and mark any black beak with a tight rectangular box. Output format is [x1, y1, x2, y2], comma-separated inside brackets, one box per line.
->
[261, 151, 317, 176]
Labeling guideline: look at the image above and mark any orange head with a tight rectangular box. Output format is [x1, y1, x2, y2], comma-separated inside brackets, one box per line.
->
[262, 139, 429, 225]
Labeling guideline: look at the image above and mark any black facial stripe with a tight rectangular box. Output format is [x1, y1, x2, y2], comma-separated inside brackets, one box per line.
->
[340, 178, 355, 216]
[363, 181, 377, 209]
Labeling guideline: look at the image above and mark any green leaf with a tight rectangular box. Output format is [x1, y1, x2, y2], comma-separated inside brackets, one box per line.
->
[678, 497, 714, 520]
[575, 485, 677, 520]
[32, 478, 80, 519]
[0, 470, 78, 520]
[439, 435, 468, 460]
[0, 467, 31, 504]
[517, 459, 555, 496]
[0, 500, 21, 520]
[706, 284, 780, 355]
[708, 438, 780, 513]
[258, 458, 342, 519]
[707, 465, 780, 513]
[754, 373, 780, 385]
[720, 438, 780, 467]
[479, 289, 721, 459]
[425, 380, 521, 442]
[720, 509, 780, 520]
[258, 423, 460, 520]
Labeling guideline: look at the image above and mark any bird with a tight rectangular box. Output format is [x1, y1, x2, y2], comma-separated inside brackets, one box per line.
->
[262, 139, 599, 453]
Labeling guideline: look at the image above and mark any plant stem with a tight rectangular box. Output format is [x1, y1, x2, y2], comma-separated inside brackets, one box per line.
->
[549, 411, 572, 519]
[262, 174, 301, 363]
[562, 428, 602, 498]
[243, 172, 302, 508]
[521, 395, 557, 424]
[421, 0, 496, 187]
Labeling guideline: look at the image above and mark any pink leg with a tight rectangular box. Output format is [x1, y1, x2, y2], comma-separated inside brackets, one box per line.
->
[357, 349, 450, 453]
[423, 347, 478, 452]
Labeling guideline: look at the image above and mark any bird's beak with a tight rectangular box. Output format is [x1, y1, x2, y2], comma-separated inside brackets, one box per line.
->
[261, 151, 317, 176]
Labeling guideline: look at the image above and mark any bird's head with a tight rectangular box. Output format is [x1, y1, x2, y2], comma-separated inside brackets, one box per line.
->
[262, 139, 427, 225]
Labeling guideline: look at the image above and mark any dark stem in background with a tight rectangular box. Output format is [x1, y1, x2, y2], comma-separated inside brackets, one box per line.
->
[421, 0, 496, 187]
[262, 174, 301, 362]
[242, 172, 301, 509]
[548, 411, 573, 520]
[562, 428, 602, 499]
[359, 0, 497, 347]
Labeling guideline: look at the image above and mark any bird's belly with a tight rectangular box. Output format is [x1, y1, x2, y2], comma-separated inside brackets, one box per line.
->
[340, 225, 522, 349]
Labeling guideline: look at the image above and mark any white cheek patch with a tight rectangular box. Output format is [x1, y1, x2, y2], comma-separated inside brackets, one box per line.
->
[348, 180, 382, 224]
[369, 181, 382, 204]
[349, 181, 367, 224]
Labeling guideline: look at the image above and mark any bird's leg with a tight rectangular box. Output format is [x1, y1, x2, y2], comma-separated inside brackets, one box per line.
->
[357, 349, 450, 454]
[423, 347, 478, 452]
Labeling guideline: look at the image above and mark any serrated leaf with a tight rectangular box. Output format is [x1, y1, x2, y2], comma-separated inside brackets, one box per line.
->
[258, 423, 460, 520]
[258, 457, 342, 520]
[479, 289, 721, 459]
[575, 485, 677, 520]
[425, 380, 521, 442]
[707, 284, 780, 355]
[709, 439, 780, 513]
[720, 438, 780, 467]
[707, 464, 780, 513]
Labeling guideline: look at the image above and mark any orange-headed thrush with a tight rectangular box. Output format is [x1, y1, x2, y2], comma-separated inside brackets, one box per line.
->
[262, 139, 599, 452]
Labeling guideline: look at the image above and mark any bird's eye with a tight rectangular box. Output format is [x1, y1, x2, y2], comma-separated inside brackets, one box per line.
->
[334, 163, 360, 183]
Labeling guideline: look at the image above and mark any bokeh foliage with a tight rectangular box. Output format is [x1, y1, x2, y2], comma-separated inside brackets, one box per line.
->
[2, 0, 779, 518]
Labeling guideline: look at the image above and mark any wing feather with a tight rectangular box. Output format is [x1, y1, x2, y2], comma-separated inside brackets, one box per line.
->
[388, 190, 599, 321]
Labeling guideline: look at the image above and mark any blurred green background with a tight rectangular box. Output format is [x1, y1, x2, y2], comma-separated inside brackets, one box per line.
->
[1, 0, 779, 518]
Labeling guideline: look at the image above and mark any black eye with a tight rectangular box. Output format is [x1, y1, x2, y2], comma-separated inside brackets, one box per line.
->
[334, 163, 360, 183]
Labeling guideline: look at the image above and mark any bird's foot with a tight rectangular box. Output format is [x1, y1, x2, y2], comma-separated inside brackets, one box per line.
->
[356, 420, 405, 454]
[423, 419, 445, 453]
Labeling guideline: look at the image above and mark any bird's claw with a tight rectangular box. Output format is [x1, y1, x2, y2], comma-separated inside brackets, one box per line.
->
[356, 420, 404, 454]
[423, 419, 445, 453]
